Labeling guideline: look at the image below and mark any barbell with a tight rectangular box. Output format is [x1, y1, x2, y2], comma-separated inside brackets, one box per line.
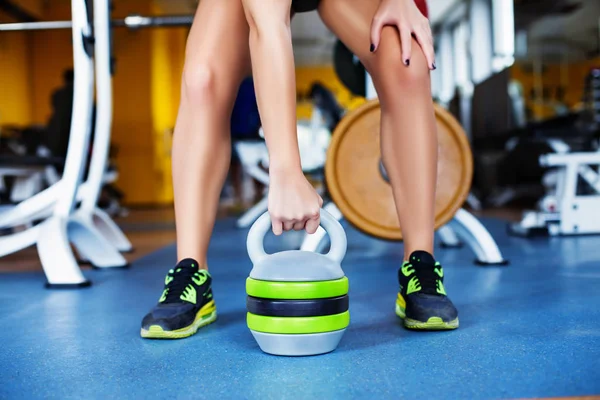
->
[0, 14, 194, 31]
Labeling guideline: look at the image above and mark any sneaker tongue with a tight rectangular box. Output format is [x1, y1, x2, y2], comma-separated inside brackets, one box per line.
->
[408, 250, 435, 266]
[176, 258, 200, 270]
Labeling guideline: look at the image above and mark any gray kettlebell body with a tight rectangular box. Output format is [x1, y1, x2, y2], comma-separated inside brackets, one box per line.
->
[246, 209, 349, 356]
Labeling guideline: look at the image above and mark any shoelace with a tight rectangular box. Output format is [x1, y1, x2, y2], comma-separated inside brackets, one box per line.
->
[408, 263, 442, 296]
[163, 268, 199, 303]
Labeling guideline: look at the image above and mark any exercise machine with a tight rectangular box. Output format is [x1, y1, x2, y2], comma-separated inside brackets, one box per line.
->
[0, 1, 195, 286]
[0, 0, 118, 286]
[509, 67, 600, 237]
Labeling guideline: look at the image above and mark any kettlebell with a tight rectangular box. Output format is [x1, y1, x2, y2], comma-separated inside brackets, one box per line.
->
[246, 208, 349, 356]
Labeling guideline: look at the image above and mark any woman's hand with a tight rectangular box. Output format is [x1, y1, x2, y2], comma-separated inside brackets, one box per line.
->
[268, 167, 323, 235]
[370, 0, 435, 70]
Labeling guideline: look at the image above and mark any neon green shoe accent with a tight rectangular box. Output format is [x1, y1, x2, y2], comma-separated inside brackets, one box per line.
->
[192, 271, 208, 286]
[403, 316, 459, 330]
[159, 289, 168, 303]
[406, 276, 421, 294]
[436, 280, 447, 295]
[247, 311, 350, 334]
[141, 300, 217, 339]
[434, 267, 444, 278]
[395, 293, 406, 318]
[246, 277, 348, 299]
[180, 285, 197, 304]
[401, 262, 414, 277]
[396, 293, 406, 309]
[395, 304, 458, 330]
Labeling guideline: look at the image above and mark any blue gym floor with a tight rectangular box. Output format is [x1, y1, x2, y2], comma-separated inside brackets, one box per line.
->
[1, 217, 599, 399]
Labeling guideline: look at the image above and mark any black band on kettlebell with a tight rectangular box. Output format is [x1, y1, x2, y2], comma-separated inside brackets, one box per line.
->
[246, 295, 349, 317]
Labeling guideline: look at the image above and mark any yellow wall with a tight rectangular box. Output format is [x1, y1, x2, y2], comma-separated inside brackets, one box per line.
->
[510, 58, 600, 121]
[108, 1, 187, 205]
[1, 2, 365, 207]
[30, 4, 72, 125]
[0, 11, 33, 127]
[109, 1, 158, 205]
[149, 14, 188, 204]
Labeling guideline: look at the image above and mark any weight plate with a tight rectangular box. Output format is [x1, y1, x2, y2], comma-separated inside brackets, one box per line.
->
[325, 100, 473, 240]
[246, 295, 349, 317]
[246, 277, 349, 300]
[247, 311, 350, 334]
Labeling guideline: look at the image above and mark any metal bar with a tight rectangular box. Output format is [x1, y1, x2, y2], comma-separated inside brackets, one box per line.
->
[0, 20, 72, 31]
[113, 14, 194, 28]
[0, 14, 194, 32]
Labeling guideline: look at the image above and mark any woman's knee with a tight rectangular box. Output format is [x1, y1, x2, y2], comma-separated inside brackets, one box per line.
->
[367, 37, 430, 95]
[181, 63, 218, 104]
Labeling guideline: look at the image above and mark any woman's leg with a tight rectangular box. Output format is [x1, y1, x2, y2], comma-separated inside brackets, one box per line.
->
[141, 0, 252, 340]
[319, 0, 458, 330]
[172, 0, 251, 266]
[319, 0, 436, 260]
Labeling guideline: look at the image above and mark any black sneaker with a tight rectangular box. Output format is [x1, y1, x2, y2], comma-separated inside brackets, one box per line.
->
[141, 258, 217, 339]
[395, 250, 459, 330]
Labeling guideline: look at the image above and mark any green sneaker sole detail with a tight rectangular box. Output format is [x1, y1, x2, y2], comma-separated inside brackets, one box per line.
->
[395, 304, 459, 330]
[140, 309, 217, 339]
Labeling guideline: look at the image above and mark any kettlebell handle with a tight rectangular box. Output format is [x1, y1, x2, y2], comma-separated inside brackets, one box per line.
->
[247, 208, 347, 265]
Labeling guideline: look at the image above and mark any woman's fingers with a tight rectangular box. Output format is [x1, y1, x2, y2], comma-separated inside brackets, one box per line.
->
[397, 26, 412, 65]
[413, 27, 435, 69]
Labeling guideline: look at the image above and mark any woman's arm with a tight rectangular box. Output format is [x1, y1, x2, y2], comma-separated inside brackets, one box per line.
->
[242, 0, 323, 235]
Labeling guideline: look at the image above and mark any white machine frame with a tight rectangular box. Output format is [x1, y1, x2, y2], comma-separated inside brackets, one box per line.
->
[511, 149, 600, 236]
[0, 0, 131, 287]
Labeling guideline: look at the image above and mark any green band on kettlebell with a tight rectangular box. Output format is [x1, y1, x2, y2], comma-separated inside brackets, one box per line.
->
[246, 277, 349, 299]
[247, 311, 350, 334]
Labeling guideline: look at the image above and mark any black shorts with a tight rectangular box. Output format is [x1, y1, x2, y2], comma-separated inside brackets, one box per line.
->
[291, 0, 320, 13]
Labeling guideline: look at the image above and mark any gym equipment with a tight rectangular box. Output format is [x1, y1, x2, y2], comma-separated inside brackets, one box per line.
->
[326, 100, 472, 240]
[509, 151, 600, 236]
[0, 14, 194, 32]
[0, 0, 130, 286]
[246, 209, 349, 356]
[301, 99, 507, 265]
[509, 68, 600, 237]
[0, 154, 62, 203]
